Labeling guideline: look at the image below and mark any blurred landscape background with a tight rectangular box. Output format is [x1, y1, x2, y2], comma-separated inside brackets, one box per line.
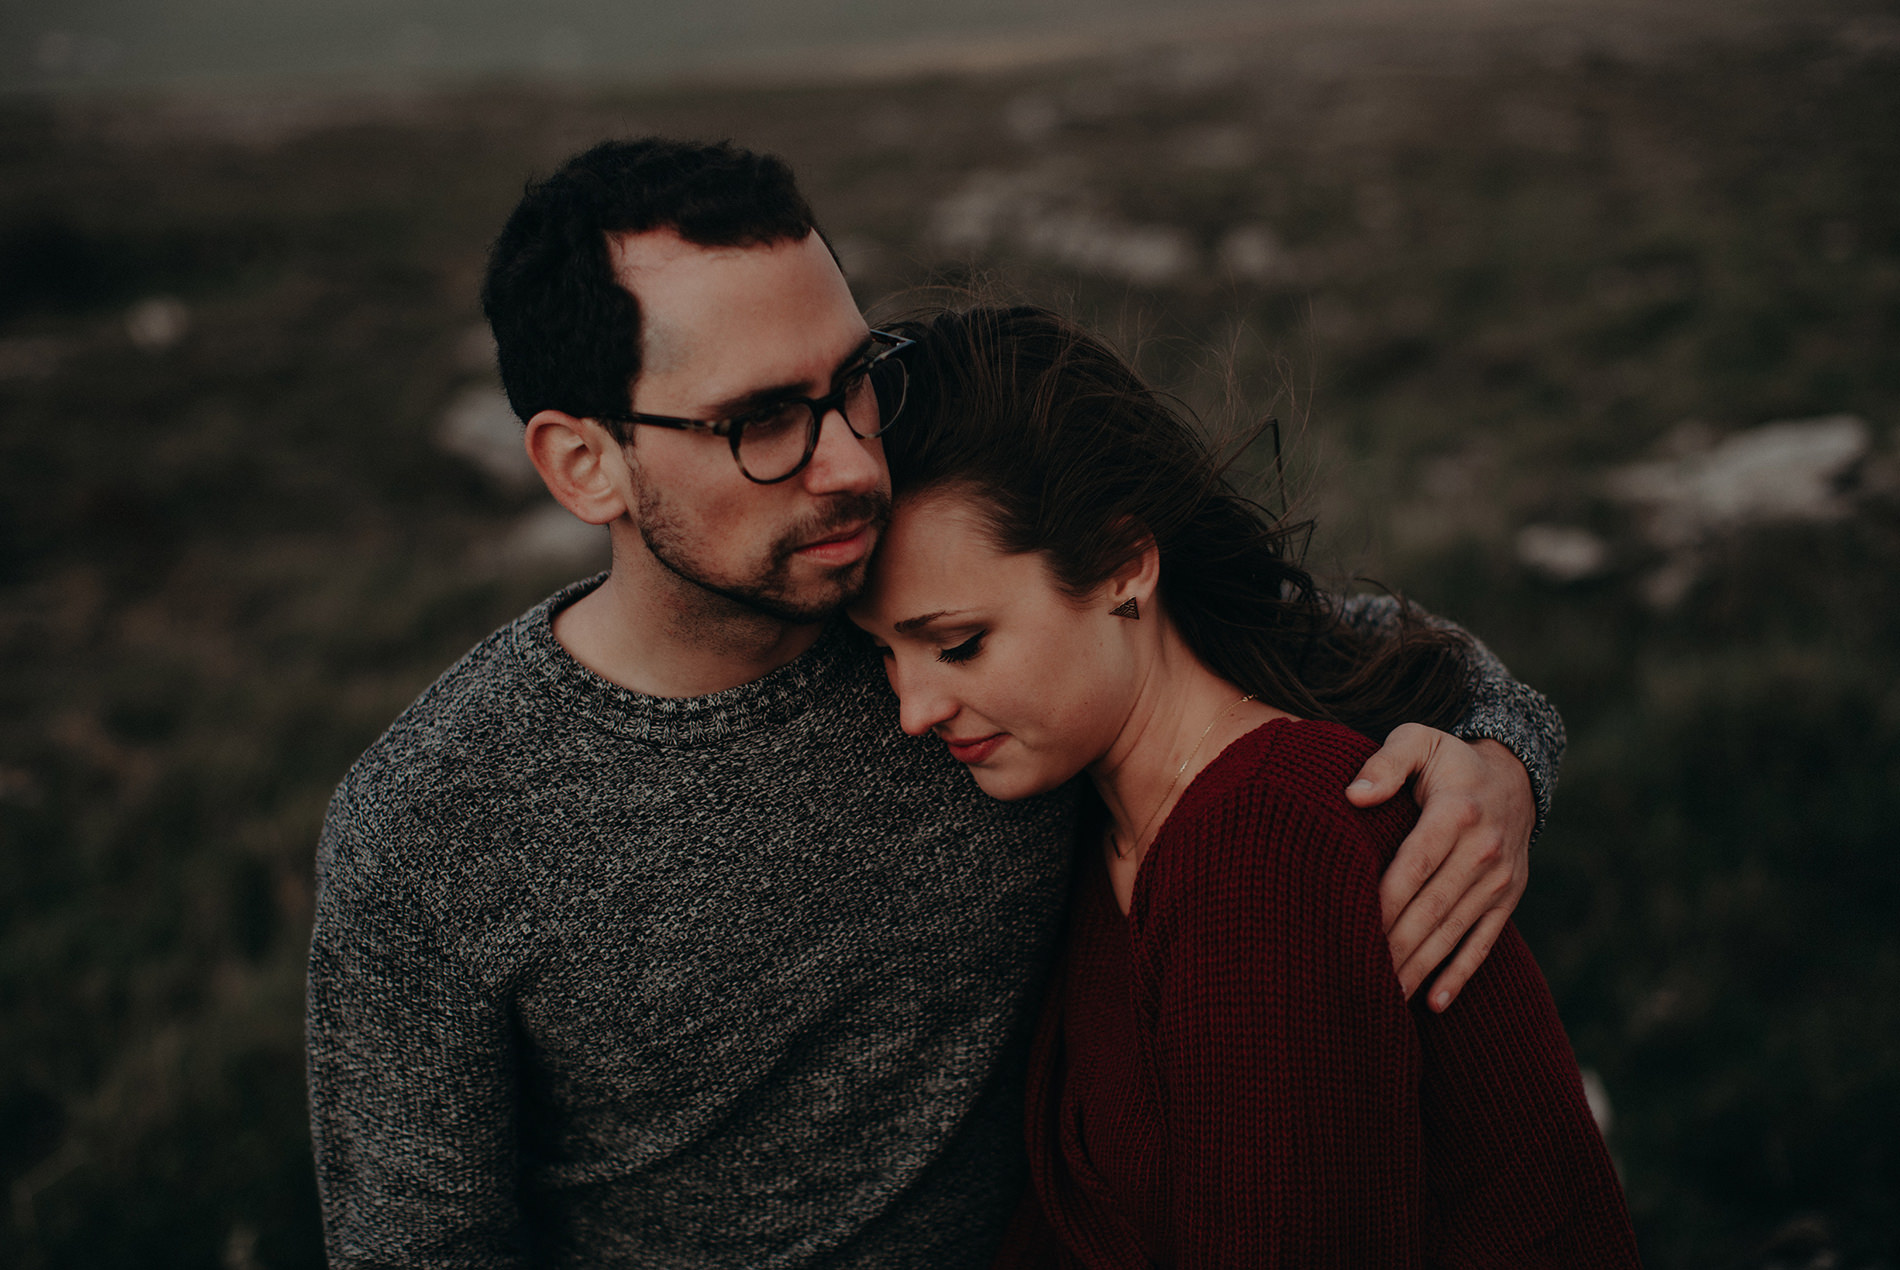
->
[2, 0, 1897, 1265]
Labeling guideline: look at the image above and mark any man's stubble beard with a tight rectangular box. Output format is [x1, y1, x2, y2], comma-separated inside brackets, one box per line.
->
[635, 475, 892, 626]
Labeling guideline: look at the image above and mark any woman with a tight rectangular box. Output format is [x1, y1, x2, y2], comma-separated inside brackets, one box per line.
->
[849, 306, 1640, 1267]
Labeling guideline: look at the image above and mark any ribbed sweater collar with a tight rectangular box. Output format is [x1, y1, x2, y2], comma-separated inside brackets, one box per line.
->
[506, 573, 865, 748]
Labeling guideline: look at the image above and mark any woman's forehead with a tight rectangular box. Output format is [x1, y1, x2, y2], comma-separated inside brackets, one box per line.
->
[857, 491, 1028, 625]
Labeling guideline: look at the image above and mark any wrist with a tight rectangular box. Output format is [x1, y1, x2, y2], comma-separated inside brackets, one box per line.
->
[1470, 737, 1536, 843]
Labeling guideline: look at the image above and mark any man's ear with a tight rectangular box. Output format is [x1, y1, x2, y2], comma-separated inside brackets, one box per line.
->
[524, 410, 631, 526]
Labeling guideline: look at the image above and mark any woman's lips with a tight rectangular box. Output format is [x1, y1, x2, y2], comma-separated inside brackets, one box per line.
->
[943, 733, 1006, 764]
[794, 522, 873, 566]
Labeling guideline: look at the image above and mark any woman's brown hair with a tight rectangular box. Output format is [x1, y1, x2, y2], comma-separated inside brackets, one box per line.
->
[881, 305, 1471, 742]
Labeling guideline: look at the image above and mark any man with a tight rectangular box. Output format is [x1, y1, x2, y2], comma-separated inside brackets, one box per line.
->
[307, 138, 1559, 1267]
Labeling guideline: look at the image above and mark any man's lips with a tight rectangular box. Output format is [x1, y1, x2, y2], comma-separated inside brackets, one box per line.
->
[793, 522, 873, 564]
[943, 733, 1007, 764]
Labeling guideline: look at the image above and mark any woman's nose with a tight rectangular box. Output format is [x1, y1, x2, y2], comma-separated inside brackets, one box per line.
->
[891, 665, 957, 738]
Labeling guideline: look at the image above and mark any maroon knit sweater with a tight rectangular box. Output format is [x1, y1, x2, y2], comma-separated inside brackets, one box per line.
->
[992, 719, 1639, 1269]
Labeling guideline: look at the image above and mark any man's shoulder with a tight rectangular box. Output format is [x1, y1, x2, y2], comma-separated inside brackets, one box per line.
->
[347, 628, 531, 791]
[317, 600, 566, 880]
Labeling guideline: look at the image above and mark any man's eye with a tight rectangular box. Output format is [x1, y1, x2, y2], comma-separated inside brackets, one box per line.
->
[734, 403, 805, 436]
[937, 633, 985, 664]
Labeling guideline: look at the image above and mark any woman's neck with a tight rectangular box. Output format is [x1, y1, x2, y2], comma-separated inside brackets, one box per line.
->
[1088, 619, 1289, 867]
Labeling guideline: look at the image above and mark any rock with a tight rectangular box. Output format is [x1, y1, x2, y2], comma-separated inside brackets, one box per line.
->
[1607, 415, 1871, 548]
[1018, 209, 1194, 286]
[930, 171, 1028, 255]
[930, 170, 1197, 286]
[436, 386, 538, 490]
[1217, 224, 1297, 285]
[126, 297, 190, 351]
[1580, 1068, 1614, 1137]
[1639, 555, 1700, 610]
[1515, 524, 1610, 583]
[1607, 415, 1873, 610]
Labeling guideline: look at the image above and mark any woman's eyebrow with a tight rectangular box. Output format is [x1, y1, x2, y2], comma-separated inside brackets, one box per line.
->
[894, 609, 972, 634]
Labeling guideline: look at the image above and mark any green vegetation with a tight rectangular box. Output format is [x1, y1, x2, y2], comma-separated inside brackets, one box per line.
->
[2, 3, 1895, 1265]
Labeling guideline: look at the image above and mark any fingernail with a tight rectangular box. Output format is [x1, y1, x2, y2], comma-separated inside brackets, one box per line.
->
[1348, 779, 1374, 793]
[1432, 990, 1451, 1011]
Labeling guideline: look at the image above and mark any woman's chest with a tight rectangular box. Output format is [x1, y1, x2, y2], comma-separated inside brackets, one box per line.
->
[1053, 868, 1172, 1259]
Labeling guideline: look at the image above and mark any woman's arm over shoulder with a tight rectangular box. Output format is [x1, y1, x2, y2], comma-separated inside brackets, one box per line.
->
[1131, 720, 1427, 1266]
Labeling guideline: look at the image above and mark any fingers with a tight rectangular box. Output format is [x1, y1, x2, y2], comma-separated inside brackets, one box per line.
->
[1347, 722, 1440, 807]
[1375, 731, 1535, 1004]
[1377, 790, 1481, 933]
[1390, 802, 1504, 981]
[1391, 839, 1525, 1001]
[1415, 907, 1513, 1013]
[1390, 875, 1488, 997]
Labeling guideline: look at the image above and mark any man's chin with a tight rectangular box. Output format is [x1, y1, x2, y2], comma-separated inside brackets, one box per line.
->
[726, 559, 871, 625]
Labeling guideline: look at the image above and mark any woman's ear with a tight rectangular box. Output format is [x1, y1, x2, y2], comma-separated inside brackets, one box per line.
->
[524, 411, 630, 526]
[1103, 531, 1161, 616]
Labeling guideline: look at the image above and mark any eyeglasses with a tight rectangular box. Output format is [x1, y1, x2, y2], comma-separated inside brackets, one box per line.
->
[597, 329, 913, 485]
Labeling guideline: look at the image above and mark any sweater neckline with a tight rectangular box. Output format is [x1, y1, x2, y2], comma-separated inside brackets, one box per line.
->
[1168, 715, 1298, 821]
[507, 572, 866, 747]
[1118, 716, 1298, 921]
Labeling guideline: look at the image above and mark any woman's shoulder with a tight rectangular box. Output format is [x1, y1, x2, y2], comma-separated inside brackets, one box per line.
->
[1160, 717, 1418, 874]
[1131, 716, 1418, 957]
[1202, 716, 1387, 810]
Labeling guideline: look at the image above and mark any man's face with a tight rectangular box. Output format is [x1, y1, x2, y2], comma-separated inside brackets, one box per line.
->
[610, 229, 891, 624]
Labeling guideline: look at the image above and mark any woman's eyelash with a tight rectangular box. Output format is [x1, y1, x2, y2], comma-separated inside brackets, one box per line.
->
[937, 633, 985, 664]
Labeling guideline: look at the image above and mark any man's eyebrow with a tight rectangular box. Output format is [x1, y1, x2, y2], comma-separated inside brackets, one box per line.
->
[700, 334, 875, 420]
[894, 609, 972, 634]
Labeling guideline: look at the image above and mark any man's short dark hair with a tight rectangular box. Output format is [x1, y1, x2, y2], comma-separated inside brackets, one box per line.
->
[481, 138, 824, 425]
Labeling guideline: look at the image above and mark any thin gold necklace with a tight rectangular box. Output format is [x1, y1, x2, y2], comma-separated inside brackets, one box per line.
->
[1111, 692, 1255, 860]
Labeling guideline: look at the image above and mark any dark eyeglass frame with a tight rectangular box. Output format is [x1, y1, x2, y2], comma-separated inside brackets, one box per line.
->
[595, 329, 914, 485]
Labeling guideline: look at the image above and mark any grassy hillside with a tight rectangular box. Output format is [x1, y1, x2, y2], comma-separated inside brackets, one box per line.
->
[2, 2, 1896, 1264]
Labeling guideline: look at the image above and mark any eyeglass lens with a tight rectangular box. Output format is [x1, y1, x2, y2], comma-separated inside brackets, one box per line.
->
[735, 356, 907, 482]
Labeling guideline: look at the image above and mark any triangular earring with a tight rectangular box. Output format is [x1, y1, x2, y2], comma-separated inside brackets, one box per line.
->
[1109, 597, 1140, 620]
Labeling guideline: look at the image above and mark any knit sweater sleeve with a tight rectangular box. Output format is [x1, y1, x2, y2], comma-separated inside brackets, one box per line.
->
[1335, 591, 1566, 837]
[1134, 722, 1640, 1268]
[1410, 922, 1641, 1263]
[306, 792, 528, 1269]
[1131, 725, 1427, 1266]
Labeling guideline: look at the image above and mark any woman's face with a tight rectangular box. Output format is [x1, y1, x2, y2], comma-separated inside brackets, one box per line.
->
[848, 488, 1141, 801]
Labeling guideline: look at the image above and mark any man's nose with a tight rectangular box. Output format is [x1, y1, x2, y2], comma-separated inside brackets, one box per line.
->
[801, 405, 885, 495]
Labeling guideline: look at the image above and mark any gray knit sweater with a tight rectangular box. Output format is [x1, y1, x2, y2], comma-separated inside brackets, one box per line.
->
[307, 576, 1561, 1268]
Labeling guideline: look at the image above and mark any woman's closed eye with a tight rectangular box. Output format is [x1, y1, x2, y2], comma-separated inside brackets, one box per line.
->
[937, 632, 985, 664]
